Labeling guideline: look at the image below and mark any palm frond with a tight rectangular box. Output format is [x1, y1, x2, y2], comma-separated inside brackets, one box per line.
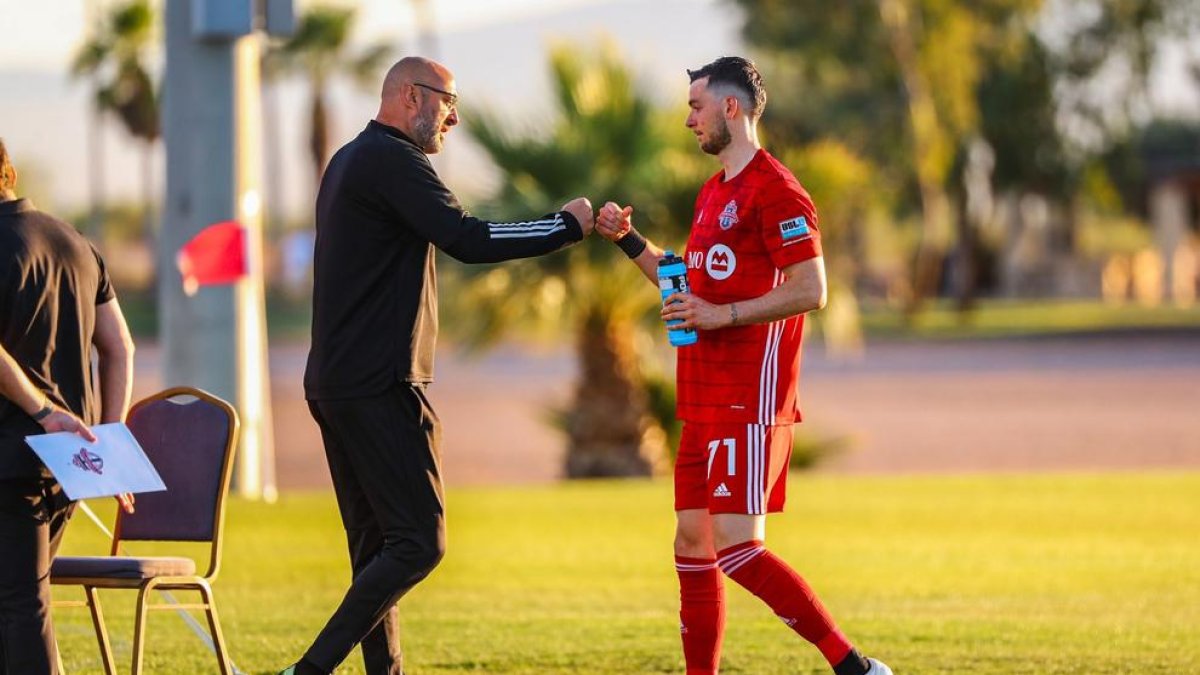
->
[70, 1, 160, 142]
[348, 42, 394, 89]
[71, 39, 111, 78]
[452, 40, 709, 350]
[111, 1, 154, 47]
[284, 6, 356, 55]
[111, 61, 159, 141]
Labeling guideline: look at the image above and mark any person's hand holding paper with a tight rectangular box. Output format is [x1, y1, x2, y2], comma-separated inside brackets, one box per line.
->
[25, 423, 166, 501]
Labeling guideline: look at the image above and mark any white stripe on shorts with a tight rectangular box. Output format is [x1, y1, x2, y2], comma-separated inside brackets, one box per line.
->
[745, 424, 767, 515]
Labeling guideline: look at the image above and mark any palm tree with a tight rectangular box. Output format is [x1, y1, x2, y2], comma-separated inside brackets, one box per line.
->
[264, 5, 392, 187]
[78, 0, 108, 239]
[72, 0, 159, 241]
[783, 141, 886, 359]
[451, 44, 709, 477]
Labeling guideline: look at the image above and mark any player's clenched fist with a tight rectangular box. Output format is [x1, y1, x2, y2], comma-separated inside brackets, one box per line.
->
[597, 201, 633, 241]
[561, 197, 595, 236]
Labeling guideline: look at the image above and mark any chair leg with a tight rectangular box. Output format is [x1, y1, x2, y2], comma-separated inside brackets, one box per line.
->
[54, 636, 66, 675]
[84, 586, 117, 675]
[197, 581, 233, 675]
[130, 584, 153, 675]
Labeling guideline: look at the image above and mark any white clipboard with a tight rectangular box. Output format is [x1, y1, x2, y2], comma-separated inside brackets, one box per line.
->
[25, 423, 167, 500]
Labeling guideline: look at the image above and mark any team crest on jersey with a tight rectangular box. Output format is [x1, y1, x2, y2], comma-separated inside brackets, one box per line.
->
[779, 215, 811, 243]
[718, 200, 739, 230]
[706, 244, 736, 280]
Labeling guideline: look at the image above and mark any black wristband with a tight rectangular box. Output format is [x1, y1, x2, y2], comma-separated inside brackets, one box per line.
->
[614, 230, 648, 259]
[32, 400, 53, 421]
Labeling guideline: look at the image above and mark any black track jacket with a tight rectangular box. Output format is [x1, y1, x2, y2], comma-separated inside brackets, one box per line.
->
[304, 120, 583, 400]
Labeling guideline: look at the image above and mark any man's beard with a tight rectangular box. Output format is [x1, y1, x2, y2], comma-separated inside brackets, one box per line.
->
[699, 119, 732, 155]
[413, 113, 444, 153]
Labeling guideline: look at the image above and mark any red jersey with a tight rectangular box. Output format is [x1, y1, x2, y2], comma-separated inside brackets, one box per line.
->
[676, 149, 823, 425]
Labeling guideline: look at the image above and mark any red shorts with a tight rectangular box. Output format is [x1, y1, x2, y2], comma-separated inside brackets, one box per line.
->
[674, 422, 794, 515]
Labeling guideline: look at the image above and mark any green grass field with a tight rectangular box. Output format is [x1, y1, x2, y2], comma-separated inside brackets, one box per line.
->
[53, 472, 1200, 674]
[114, 290, 1200, 342]
[859, 299, 1200, 340]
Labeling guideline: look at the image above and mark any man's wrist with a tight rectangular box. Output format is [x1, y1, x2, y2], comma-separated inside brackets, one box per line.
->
[560, 210, 584, 240]
[728, 302, 739, 327]
[614, 228, 648, 259]
[31, 396, 53, 422]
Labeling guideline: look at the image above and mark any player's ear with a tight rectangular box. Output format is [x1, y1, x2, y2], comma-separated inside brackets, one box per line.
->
[724, 95, 739, 120]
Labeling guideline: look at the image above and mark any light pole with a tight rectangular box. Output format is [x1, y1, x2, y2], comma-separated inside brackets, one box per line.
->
[160, 0, 292, 500]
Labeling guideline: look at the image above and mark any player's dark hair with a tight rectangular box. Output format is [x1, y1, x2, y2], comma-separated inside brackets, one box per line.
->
[687, 56, 766, 120]
[0, 138, 15, 193]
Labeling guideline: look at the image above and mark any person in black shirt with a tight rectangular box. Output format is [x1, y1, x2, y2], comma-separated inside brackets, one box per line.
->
[284, 57, 594, 675]
[0, 138, 135, 675]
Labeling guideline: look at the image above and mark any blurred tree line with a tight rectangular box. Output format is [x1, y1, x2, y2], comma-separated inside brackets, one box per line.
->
[262, 5, 392, 191]
[72, 0, 159, 244]
[443, 44, 709, 477]
[64, 1, 1200, 479]
[443, 0, 1200, 477]
[731, 0, 1200, 320]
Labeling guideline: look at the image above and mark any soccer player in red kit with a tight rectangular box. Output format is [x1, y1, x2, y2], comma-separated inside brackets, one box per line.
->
[597, 57, 891, 675]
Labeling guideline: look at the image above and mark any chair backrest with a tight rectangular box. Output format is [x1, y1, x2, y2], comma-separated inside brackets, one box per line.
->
[112, 387, 239, 579]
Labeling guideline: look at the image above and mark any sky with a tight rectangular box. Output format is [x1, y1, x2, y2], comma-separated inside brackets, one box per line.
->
[0, 0, 742, 218]
[1, 0, 1197, 219]
[0, 0, 638, 70]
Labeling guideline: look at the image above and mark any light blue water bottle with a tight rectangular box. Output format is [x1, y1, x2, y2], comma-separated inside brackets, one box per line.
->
[658, 250, 698, 347]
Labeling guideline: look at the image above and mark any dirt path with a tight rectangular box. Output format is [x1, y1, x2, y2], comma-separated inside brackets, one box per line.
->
[131, 331, 1200, 490]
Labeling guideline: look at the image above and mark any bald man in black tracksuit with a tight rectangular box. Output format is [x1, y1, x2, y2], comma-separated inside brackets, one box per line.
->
[285, 56, 594, 675]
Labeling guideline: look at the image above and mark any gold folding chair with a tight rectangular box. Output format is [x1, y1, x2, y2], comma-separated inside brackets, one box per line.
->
[51, 386, 240, 675]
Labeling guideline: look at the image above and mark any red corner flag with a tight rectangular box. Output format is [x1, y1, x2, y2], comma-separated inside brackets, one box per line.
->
[176, 220, 248, 296]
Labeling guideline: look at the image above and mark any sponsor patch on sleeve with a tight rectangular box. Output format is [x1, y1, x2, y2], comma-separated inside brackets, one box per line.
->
[778, 216, 811, 243]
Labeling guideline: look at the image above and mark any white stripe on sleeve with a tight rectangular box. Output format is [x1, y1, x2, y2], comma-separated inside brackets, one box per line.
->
[487, 215, 566, 239]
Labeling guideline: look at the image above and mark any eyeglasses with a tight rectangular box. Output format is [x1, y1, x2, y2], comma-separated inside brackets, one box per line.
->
[413, 82, 459, 108]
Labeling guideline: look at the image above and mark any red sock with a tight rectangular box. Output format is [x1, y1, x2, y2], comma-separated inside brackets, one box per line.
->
[675, 555, 725, 674]
[717, 540, 853, 667]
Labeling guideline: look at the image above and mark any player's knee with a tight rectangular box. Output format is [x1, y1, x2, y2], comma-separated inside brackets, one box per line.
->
[413, 524, 446, 575]
[674, 525, 714, 558]
[381, 522, 445, 576]
[711, 524, 740, 552]
[712, 532, 757, 556]
[711, 513, 763, 552]
[418, 534, 446, 574]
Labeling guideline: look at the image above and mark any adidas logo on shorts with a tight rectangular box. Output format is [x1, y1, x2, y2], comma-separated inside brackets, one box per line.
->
[713, 483, 731, 498]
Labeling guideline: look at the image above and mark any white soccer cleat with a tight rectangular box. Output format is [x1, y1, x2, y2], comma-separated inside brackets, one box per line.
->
[866, 657, 894, 674]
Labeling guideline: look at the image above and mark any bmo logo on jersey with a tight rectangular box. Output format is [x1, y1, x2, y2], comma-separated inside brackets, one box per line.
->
[705, 244, 736, 280]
